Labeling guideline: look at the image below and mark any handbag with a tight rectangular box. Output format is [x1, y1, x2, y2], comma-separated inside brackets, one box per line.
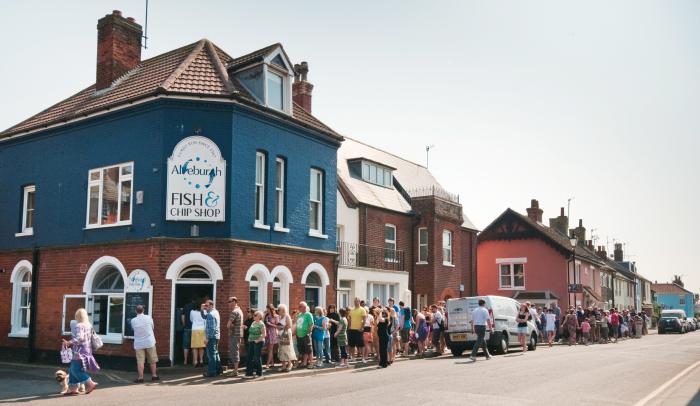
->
[91, 329, 104, 352]
[280, 330, 291, 346]
[60, 347, 73, 364]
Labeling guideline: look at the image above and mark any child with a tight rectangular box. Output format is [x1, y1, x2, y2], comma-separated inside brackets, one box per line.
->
[581, 319, 591, 346]
[335, 308, 349, 368]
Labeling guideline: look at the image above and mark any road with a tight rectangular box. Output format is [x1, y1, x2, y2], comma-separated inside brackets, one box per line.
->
[2, 331, 699, 406]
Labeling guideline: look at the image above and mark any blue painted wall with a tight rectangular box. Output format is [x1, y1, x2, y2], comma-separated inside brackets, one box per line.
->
[0, 99, 338, 252]
[656, 293, 695, 317]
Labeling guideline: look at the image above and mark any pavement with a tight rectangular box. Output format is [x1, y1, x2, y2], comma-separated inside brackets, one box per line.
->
[1, 330, 699, 405]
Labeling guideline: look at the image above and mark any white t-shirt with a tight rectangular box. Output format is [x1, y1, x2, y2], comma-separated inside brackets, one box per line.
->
[130, 314, 156, 350]
[545, 313, 556, 331]
[365, 314, 374, 328]
[432, 311, 444, 329]
[471, 306, 491, 326]
[190, 309, 206, 330]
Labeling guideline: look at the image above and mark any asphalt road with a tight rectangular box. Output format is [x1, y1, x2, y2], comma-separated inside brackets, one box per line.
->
[2, 331, 699, 406]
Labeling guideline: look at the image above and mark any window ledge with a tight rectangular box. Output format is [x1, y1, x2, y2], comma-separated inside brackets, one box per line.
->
[84, 222, 132, 230]
[308, 230, 328, 239]
[274, 225, 290, 233]
[8, 331, 29, 338]
[443, 262, 455, 267]
[14, 231, 33, 237]
[99, 335, 123, 345]
[499, 287, 526, 291]
[253, 223, 271, 230]
[416, 261, 428, 265]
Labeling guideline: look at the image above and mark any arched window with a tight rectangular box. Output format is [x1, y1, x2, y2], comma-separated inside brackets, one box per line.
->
[272, 277, 281, 308]
[10, 260, 32, 337]
[179, 268, 211, 280]
[88, 266, 125, 339]
[302, 263, 329, 309]
[245, 264, 270, 312]
[249, 275, 260, 311]
[270, 266, 293, 309]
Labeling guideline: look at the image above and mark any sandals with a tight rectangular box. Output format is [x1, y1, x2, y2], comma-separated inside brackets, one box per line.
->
[63, 391, 79, 396]
[134, 378, 144, 384]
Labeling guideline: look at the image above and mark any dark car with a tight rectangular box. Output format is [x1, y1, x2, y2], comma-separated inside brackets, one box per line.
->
[658, 317, 685, 334]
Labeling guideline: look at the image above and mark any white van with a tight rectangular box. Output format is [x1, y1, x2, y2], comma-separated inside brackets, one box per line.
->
[446, 295, 538, 356]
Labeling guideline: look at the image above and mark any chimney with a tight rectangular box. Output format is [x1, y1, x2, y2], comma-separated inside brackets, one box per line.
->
[614, 243, 623, 262]
[573, 219, 586, 245]
[526, 199, 543, 223]
[596, 246, 608, 260]
[548, 207, 568, 236]
[96, 10, 142, 91]
[292, 62, 313, 113]
[586, 240, 594, 250]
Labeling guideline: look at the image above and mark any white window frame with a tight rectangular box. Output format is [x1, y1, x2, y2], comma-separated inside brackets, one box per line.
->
[442, 230, 453, 266]
[384, 224, 397, 262]
[262, 50, 293, 115]
[249, 276, 261, 311]
[274, 157, 288, 232]
[10, 262, 33, 337]
[309, 168, 326, 238]
[498, 262, 526, 290]
[85, 162, 133, 229]
[360, 161, 393, 188]
[417, 227, 428, 264]
[61, 294, 87, 336]
[254, 152, 269, 229]
[337, 280, 352, 309]
[16, 185, 36, 236]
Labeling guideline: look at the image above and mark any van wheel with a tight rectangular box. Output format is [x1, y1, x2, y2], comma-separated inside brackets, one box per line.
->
[527, 332, 538, 351]
[493, 332, 509, 355]
[451, 346, 464, 357]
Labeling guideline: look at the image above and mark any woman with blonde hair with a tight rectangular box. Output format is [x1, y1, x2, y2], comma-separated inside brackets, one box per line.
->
[244, 310, 266, 379]
[60, 308, 99, 395]
[276, 304, 297, 372]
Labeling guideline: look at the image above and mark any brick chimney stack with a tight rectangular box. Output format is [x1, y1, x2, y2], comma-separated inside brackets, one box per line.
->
[548, 207, 569, 236]
[96, 10, 142, 91]
[596, 246, 608, 260]
[526, 199, 543, 223]
[293, 62, 313, 113]
[572, 219, 586, 245]
[614, 243, 624, 262]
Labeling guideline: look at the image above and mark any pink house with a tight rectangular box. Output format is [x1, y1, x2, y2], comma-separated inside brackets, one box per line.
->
[476, 200, 613, 309]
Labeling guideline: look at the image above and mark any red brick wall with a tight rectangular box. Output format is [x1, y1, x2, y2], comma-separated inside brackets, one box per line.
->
[360, 206, 413, 265]
[0, 239, 335, 363]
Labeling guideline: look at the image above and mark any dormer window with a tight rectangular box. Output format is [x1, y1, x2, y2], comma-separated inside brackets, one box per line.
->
[232, 45, 294, 116]
[347, 158, 395, 188]
[266, 71, 284, 111]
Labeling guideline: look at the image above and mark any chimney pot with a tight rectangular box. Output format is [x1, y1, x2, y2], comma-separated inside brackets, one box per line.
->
[96, 11, 143, 90]
[579, 219, 583, 227]
[127, 17, 136, 23]
[113, 10, 122, 16]
[526, 198, 543, 223]
[292, 61, 313, 113]
[560, 207, 565, 216]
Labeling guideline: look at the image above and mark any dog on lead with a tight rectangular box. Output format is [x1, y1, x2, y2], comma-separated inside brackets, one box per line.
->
[55, 370, 85, 394]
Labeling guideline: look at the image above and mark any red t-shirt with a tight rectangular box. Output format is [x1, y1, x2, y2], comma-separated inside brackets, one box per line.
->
[610, 313, 619, 325]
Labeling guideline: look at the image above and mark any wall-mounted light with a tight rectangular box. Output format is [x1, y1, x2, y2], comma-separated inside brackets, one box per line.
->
[191, 225, 199, 237]
[136, 191, 144, 205]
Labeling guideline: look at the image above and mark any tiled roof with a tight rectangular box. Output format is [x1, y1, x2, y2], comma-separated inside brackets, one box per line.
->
[0, 40, 340, 141]
[229, 43, 281, 70]
[652, 283, 693, 295]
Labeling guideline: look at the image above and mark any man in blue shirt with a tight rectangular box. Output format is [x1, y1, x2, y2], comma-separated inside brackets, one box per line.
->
[202, 300, 221, 377]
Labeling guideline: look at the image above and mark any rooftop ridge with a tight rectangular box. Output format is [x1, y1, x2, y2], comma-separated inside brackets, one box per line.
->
[160, 39, 207, 91]
[342, 135, 428, 171]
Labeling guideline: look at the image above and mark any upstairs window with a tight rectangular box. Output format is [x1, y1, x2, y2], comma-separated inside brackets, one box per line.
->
[267, 72, 284, 111]
[275, 157, 286, 229]
[255, 152, 267, 227]
[19, 185, 35, 235]
[442, 230, 453, 265]
[309, 168, 324, 235]
[418, 228, 428, 263]
[499, 263, 525, 289]
[384, 224, 397, 262]
[361, 161, 393, 188]
[86, 163, 133, 228]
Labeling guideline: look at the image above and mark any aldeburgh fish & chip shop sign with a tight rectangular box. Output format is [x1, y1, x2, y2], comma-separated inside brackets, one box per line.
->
[166, 136, 226, 222]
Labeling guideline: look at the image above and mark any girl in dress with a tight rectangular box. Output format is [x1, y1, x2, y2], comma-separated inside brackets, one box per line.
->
[264, 304, 279, 369]
[60, 308, 99, 395]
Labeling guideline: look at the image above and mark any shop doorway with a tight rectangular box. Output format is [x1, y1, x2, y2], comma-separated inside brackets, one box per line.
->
[173, 281, 213, 365]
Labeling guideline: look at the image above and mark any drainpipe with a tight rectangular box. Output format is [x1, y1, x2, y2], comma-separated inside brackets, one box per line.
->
[28, 246, 40, 363]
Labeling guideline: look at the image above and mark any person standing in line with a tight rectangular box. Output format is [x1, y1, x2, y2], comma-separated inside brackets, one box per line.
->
[516, 304, 531, 353]
[243, 311, 266, 379]
[388, 307, 399, 364]
[202, 300, 222, 377]
[264, 304, 279, 369]
[581, 318, 591, 346]
[130, 305, 159, 383]
[181, 297, 196, 366]
[469, 299, 493, 361]
[376, 309, 390, 368]
[545, 308, 556, 347]
[610, 308, 620, 343]
[347, 297, 367, 363]
[537, 307, 546, 343]
[295, 302, 314, 369]
[327, 304, 340, 362]
[414, 309, 428, 357]
[600, 311, 610, 343]
[398, 302, 413, 357]
[276, 304, 297, 372]
[189, 301, 207, 368]
[363, 307, 376, 362]
[226, 297, 243, 376]
[430, 304, 445, 355]
[553, 303, 562, 341]
[564, 309, 579, 346]
[60, 309, 99, 395]
[312, 307, 329, 367]
[335, 308, 349, 368]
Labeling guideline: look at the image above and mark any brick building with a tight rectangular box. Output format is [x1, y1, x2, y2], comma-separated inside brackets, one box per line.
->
[336, 137, 477, 309]
[0, 11, 341, 366]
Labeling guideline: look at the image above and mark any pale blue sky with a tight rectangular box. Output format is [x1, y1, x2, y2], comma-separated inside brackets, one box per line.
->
[2, 1, 698, 293]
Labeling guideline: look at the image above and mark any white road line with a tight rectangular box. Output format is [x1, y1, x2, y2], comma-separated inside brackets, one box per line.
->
[633, 358, 700, 406]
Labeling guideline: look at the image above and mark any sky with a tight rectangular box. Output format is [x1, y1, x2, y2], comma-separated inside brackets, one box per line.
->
[1, 1, 698, 293]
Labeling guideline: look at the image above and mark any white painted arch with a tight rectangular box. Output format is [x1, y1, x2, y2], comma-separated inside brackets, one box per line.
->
[82, 256, 128, 293]
[301, 263, 330, 286]
[165, 253, 223, 281]
[10, 259, 33, 283]
[271, 265, 293, 309]
[245, 263, 271, 284]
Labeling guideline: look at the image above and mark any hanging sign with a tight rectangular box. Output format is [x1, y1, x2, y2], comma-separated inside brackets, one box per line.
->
[166, 136, 226, 222]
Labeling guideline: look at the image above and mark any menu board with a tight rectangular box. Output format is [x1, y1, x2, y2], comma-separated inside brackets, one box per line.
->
[124, 292, 150, 338]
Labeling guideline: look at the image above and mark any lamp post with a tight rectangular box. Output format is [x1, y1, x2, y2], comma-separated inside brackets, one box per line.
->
[569, 236, 578, 308]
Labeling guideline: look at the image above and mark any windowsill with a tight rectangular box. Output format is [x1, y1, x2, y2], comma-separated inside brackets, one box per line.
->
[274, 225, 290, 233]
[498, 287, 526, 291]
[443, 262, 455, 267]
[14, 231, 33, 237]
[384, 259, 399, 264]
[308, 230, 328, 239]
[253, 223, 271, 230]
[99, 335, 123, 345]
[84, 222, 132, 230]
[416, 261, 428, 265]
[8, 331, 29, 338]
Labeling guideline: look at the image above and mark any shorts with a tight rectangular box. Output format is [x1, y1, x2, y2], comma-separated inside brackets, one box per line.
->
[363, 331, 373, 345]
[431, 329, 442, 346]
[348, 330, 364, 348]
[517, 326, 528, 335]
[183, 329, 192, 349]
[191, 329, 206, 348]
[135, 346, 158, 364]
[400, 328, 410, 342]
[229, 335, 241, 364]
[297, 335, 313, 355]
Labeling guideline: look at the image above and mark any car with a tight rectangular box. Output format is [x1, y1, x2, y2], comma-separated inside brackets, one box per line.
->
[446, 295, 538, 356]
[658, 316, 684, 334]
[660, 309, 688, 334]
[687, 318, 697, 332]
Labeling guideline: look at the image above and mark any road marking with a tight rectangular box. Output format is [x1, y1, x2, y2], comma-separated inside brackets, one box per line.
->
[633, 358, 700, 406]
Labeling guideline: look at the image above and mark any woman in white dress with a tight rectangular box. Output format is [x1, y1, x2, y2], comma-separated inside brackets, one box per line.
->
[190, 303, 206, 367]
[276, 304, 297, 372]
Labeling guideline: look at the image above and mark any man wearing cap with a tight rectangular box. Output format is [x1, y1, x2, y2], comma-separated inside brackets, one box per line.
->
[226, 296, 243, 376]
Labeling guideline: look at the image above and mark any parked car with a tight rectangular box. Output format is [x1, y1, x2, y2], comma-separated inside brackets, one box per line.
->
[659, 309, 688, 334]
[686, 318, 697, 332]
[446, 295, 538, 356]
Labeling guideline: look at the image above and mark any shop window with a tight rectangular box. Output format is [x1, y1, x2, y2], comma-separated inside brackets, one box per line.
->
[87, 266, 125, 343]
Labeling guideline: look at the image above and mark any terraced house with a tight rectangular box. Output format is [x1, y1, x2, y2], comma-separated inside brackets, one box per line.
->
[0, 11, 341, 366]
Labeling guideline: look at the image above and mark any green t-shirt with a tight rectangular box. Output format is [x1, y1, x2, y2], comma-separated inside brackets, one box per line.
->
[296, 311, 313, 337]
[336, 318, 348, 347]
[248, 320, 264, 342]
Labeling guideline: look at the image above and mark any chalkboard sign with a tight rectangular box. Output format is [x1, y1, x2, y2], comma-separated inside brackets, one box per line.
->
[124, 292, 151, 338]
